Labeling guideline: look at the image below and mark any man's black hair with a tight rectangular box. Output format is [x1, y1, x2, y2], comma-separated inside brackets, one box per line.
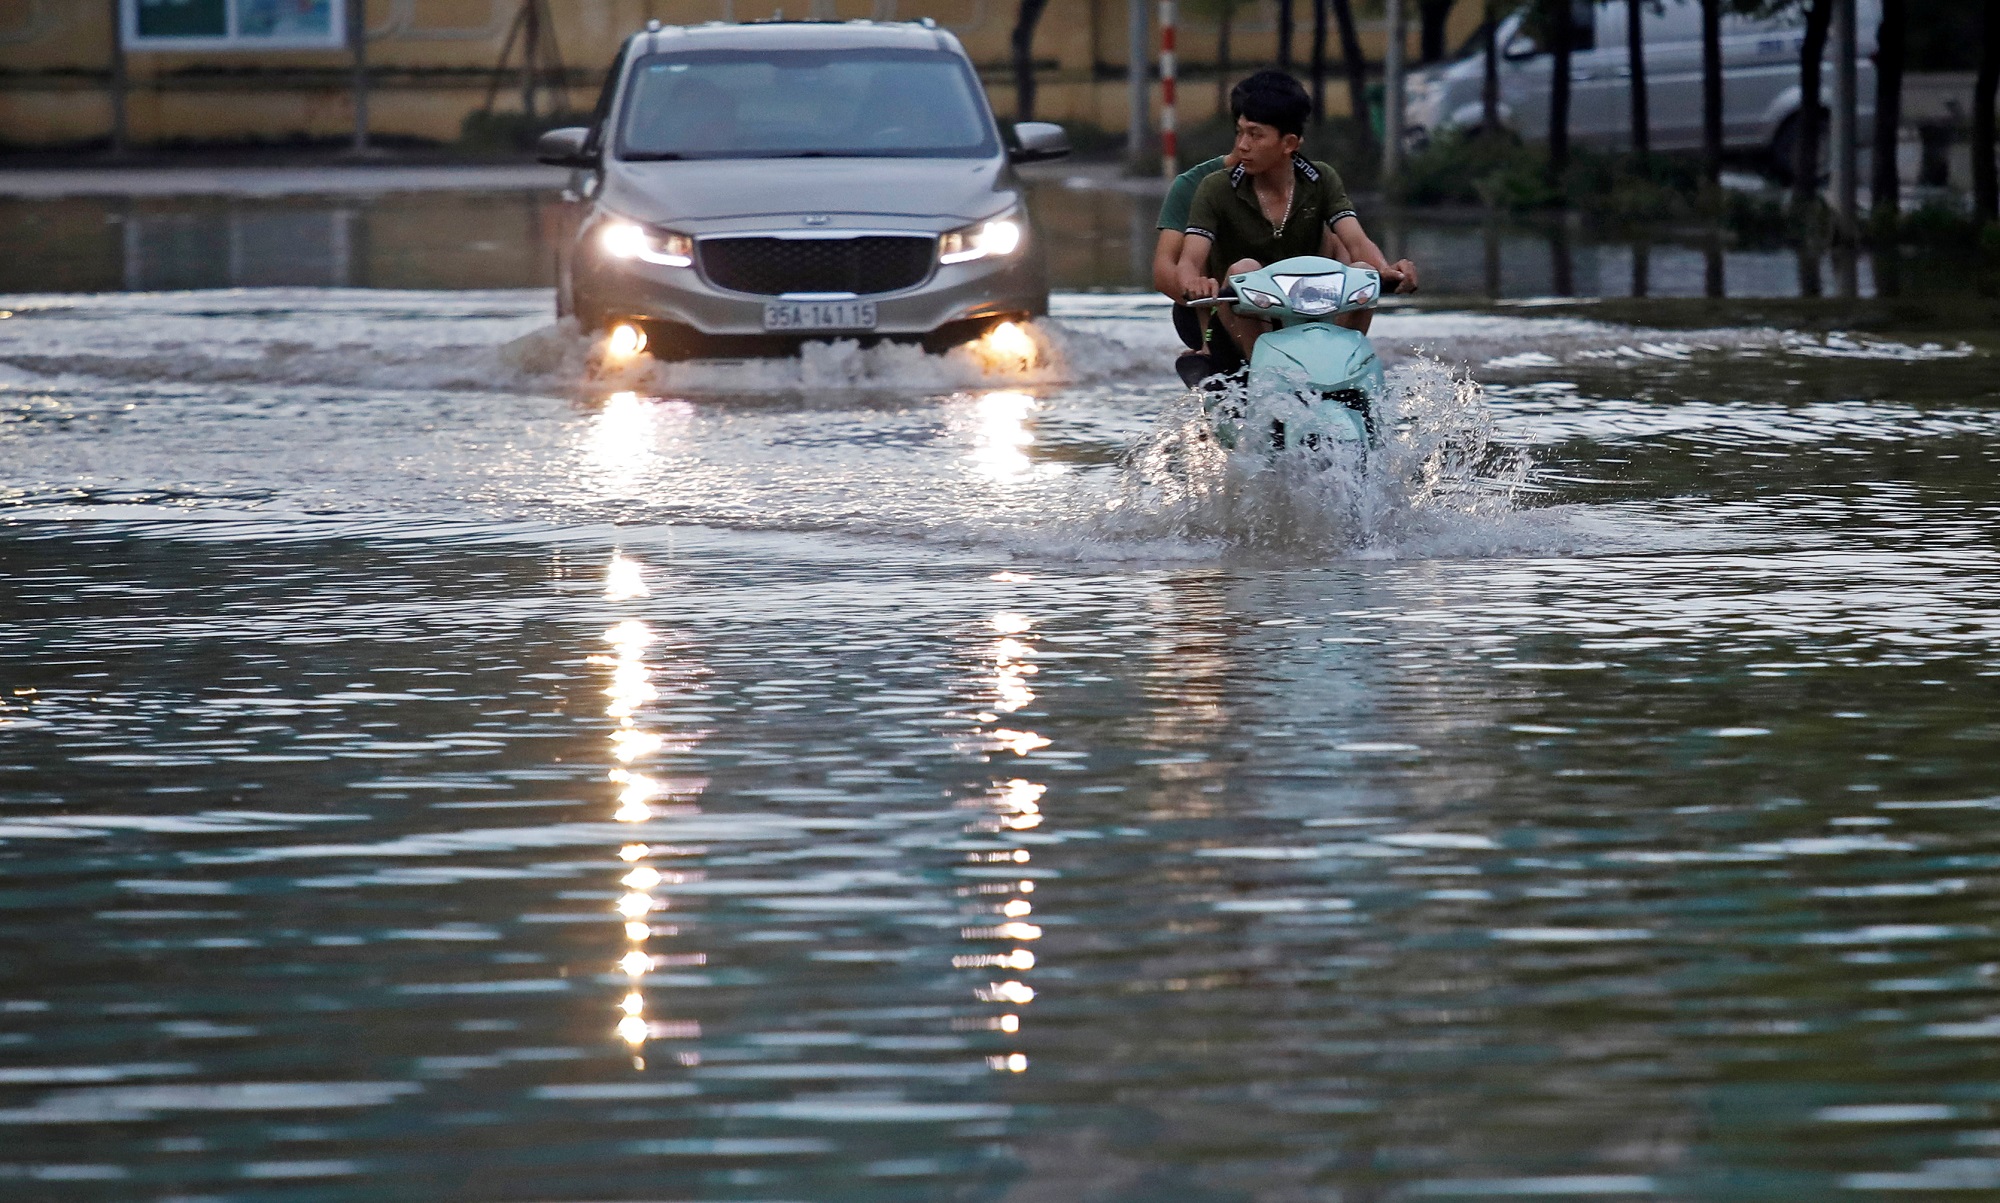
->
[1229, 70, 1311, 138]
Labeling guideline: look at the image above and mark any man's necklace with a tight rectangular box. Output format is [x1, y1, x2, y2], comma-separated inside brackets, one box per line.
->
[1261, 176, 1295, 235]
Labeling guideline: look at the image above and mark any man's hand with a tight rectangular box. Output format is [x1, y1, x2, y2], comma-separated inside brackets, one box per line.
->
[1384, 258, 1420, 294]
[1180, 272, 1221, 303]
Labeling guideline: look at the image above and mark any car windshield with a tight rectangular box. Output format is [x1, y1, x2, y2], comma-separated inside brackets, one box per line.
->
[617, 48, 998, 160]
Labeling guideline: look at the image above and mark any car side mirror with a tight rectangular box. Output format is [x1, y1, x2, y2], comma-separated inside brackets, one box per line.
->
[1502, 33, 1540, 61]
[535, 126, 595, 167]
[1009, 121, 1071, 163]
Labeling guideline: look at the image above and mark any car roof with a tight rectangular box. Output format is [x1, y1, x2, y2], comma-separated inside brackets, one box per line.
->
[637, 19, 960, 55]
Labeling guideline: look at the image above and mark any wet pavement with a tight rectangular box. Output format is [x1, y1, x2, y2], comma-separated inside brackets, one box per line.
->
[3, 181, 2000, 1202]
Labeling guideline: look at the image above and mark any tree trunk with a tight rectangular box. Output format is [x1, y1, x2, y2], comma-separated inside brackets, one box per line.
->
[1549, 0, 1572, 186]
[1481, 0, 1499, 132]
[1976, 0, 1999, 224]
[1419, 0, 1455, 65]
[1793, 0, 1832, 212]
[1700, 0, 1722, 190]
[1626, 0, 1648, 159]
[1011, 0, 1049, 123]
[1871, 0, 1903, 225]
[1312, 0, 1329, 121]
[1332, 0, 1370, 148]
[1277, 0, 1294, 70]
[1217, 4, 1233, 113]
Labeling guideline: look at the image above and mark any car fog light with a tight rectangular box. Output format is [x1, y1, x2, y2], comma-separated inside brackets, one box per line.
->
[940, 215, 1023, 265]
[606, 322, 648, 360]
[600, 220, 692, 267]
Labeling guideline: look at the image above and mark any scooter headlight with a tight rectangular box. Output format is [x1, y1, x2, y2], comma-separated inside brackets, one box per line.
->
[1273, 273, 1344, 315]
[599, 219, 693, 267]
[940, 213, 1024, 265]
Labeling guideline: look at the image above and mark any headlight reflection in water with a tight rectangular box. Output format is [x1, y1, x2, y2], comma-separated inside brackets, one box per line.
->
[590, 554, 704, 1067]
[964, 389, 1061, 484]
[953, 586, 1053, 1075]
[587, 391, 690, 502]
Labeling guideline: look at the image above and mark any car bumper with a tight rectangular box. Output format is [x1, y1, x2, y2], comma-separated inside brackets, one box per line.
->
[575, 240, 1048, 340]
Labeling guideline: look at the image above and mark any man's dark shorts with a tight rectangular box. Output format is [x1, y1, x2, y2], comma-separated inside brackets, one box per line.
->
[1171, 303, 1204, 351]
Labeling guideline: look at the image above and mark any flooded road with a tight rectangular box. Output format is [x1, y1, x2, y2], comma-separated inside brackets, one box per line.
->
[5, 198, 2000, 1202]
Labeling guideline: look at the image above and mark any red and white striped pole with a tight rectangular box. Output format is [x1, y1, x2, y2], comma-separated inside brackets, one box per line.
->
[1159, 0, 1178, 180]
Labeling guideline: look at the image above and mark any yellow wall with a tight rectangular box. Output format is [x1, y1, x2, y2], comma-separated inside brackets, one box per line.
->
[0, 1, 1480, 147]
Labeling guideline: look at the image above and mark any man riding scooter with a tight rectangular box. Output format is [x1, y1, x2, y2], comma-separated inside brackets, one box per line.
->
[1172, 71, 1419, 385]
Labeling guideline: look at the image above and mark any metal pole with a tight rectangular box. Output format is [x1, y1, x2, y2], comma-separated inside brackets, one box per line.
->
[351, 0, 370, 152]
[109, 0, 127, 155]
[1160, 0, 1177, 180]
[1832, 0, 1858, 239]
[1382, 0, 1405, 184]
[1127, 0, 1149, 173]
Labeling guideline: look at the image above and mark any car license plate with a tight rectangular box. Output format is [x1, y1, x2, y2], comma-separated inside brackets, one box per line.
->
[762, 300, 877, 332]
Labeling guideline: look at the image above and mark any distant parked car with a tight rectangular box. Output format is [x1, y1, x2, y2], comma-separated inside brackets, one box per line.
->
[539, 17, 1069, 358]
[1404, 0, 1877, 174]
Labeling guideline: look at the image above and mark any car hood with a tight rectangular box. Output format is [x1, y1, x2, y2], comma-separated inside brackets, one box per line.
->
[599, 157, 1018, 230]
[1411, 56, 1479, 89]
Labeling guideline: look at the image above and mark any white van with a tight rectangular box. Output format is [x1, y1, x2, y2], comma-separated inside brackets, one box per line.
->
[1404, 0, 1877, 170]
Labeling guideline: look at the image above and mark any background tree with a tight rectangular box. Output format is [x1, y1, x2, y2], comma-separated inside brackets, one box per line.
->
[1419, 0, 1458, 63]
[1010, 0, 1050, 122]
[1700, 0, 1721, 190]
[1626, 0, 1650, 159]
[1977, 0, 1998, 225]
[1481, 0, 1500, 132]
[1870, 0, 1903, 227]
[1277, 0, 1296, 70]
[1787, 0, 1834, 210]
[1542, 0, 1576, 185]
[1332, 0, 1372, 150]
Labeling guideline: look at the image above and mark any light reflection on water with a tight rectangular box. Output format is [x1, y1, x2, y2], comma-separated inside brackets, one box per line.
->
[0, 284, 1998, 1199]
[2, 185, 1976, 300]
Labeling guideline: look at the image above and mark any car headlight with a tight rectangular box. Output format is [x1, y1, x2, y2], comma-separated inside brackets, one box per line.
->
[939, 213, 1024, 265]
[599, 219, 693, 267]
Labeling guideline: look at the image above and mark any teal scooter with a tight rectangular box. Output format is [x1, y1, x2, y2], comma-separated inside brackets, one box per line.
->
[1188, 255, 1385, 453]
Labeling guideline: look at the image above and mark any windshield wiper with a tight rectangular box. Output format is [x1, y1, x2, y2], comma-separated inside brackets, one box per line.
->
[620, 151, 688, 161]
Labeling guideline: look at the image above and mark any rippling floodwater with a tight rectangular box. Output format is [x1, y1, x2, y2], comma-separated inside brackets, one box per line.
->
[4, 277, 2000, 1203]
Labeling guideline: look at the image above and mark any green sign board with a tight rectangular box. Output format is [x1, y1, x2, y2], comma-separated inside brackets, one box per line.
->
[126, 0, 346, 49]
[136, 0, 227, 39]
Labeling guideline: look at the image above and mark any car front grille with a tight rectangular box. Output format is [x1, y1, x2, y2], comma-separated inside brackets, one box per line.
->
[697, 235, 936, 297]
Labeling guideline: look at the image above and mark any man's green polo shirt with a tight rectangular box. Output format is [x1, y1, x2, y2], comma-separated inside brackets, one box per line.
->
[1184, 154, 1359, 278]
[1156, 155, 1228, 231]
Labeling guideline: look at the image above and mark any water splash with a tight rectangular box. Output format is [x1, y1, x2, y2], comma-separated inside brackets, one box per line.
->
[517, 317, 1158, 398]
[1095, 357, 1537, 557]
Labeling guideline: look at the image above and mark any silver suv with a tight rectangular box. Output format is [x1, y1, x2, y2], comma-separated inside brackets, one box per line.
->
[538, 18, 1069, 359]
